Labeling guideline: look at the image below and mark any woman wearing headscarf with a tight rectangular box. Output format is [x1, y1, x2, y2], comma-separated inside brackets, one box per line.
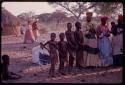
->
[96, 16, 113, 67]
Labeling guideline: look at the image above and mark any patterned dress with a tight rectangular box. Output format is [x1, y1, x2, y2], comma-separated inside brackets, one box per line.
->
[83, 22, 101, 67]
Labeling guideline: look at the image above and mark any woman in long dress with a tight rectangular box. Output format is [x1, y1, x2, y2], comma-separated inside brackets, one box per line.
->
[32, 20, 39, 41]
[83, 12, 101, 69]
[24, 21, 35, 44]
[96, 16, 113, 67]
[85, 25, 102, 69]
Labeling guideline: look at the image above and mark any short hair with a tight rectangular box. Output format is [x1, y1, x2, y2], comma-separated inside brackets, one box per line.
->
[2, 55, 9, 62]
[111, 21, 115, 25]
[75, 22, 81, 27]
[67, 22, 72, 25]
[51, 33, 56, 36]
[59, 33, 65, 37]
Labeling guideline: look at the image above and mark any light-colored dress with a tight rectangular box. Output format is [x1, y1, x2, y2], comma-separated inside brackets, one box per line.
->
[97, 25, 113, 66]
[32, 23, 40, 40]
[82, 21, 101, 67]
[24, 25, 35, 44]
[86, 34, 102, 67]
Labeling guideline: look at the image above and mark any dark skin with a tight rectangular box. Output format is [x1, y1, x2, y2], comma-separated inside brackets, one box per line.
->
[67, 23, 72, 31]
[86, 17, 91, 23]
[65, 23, 77, 49]
[75, 22, 83, 45]
[75, 22, 82, 30]
[58, 33, 68, 58]
[2, 55, 21, 80]
[44, 33, 58, 53]
[59, 33, 65, 41]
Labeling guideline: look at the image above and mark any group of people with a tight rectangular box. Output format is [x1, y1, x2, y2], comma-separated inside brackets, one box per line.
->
[35, 12, 123, 77]
[20, 20, 39, 44]
[1, 12, 123, 80]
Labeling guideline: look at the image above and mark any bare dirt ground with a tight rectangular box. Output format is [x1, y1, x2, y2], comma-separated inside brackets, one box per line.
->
[1, 35, 122, 83]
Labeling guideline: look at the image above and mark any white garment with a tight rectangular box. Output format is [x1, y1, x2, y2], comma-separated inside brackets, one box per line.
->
[32, 45, 49, 64]
[112, 34, 123, 55]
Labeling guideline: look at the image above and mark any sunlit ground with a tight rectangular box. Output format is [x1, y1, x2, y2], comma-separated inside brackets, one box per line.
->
[1, 35, 122, 83]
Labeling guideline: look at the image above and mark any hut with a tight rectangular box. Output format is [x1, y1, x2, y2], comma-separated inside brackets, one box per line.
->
[1, 8, 21, 36]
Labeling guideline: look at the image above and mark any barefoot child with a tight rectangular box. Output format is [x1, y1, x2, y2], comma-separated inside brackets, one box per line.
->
[65, 23, 77, 73]
[44, 33, 58, 77]
[74, 22, 84, 70]
[58, 33, 68, 75]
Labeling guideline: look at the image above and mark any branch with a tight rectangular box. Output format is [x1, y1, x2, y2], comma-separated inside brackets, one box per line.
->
[56, 3, 78, 19]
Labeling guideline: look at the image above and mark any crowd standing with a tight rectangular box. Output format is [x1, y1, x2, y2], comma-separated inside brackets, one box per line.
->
[1, 12, 123, 79]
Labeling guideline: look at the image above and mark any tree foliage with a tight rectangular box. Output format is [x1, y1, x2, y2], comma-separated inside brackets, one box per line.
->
[93, 2, 123, 16]
[49, 2, 123, 20]
[17, 11, 36, 21]
[49, 2, 97, 21]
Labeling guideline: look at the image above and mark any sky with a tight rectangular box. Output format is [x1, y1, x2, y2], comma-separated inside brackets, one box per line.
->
[2, 2, 96, 17]
[2, 2, 123, 17]
[2, 2, 58, 16]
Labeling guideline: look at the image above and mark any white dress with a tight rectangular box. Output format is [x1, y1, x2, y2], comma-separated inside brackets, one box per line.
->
[32, 45, 49, 64]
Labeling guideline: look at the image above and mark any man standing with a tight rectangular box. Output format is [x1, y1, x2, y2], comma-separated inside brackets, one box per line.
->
[65, 23, 77, 73]
[74, 22, 84, 70]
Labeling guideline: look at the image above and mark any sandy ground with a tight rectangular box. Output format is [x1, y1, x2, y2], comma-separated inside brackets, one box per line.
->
[1, 35, 123, 83]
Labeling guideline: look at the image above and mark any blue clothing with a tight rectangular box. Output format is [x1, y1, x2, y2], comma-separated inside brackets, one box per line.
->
[39, 53, 51, 65]
[98, 32, 113, 66]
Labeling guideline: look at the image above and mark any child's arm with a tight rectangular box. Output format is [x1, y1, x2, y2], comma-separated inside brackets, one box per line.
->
[43, 41, 50, 53]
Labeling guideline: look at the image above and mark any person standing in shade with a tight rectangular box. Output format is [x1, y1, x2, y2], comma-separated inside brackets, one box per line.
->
[74, 22, 84, 70]
[112, 15, 123, 66]
[96, 16, 113, 67]
[110, 21, 117, 36]
[65, 23, 77, 73]
[58, 33, 68, 75]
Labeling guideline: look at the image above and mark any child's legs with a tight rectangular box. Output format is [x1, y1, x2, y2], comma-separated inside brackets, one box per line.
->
[49, 55, 57, 76]
[68, 49, 75, 68]
[59, 57, 65, 73]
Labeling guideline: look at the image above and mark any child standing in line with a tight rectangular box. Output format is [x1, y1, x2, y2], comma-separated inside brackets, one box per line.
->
[65, 23, 77, 74]
[44, 33, 58, 77]
[58, 33, 68, 75]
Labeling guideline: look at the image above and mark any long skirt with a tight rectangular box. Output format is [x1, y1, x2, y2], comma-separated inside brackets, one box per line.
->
[98, 36, 113, 66]
[24, 29, 35, 44]
[86, 39, 102, 67]
[83, 36, 89, 67]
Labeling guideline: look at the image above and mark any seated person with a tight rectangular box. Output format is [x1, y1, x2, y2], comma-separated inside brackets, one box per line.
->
[32, 42, 50, 65]
[1, 55, 21, 80]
